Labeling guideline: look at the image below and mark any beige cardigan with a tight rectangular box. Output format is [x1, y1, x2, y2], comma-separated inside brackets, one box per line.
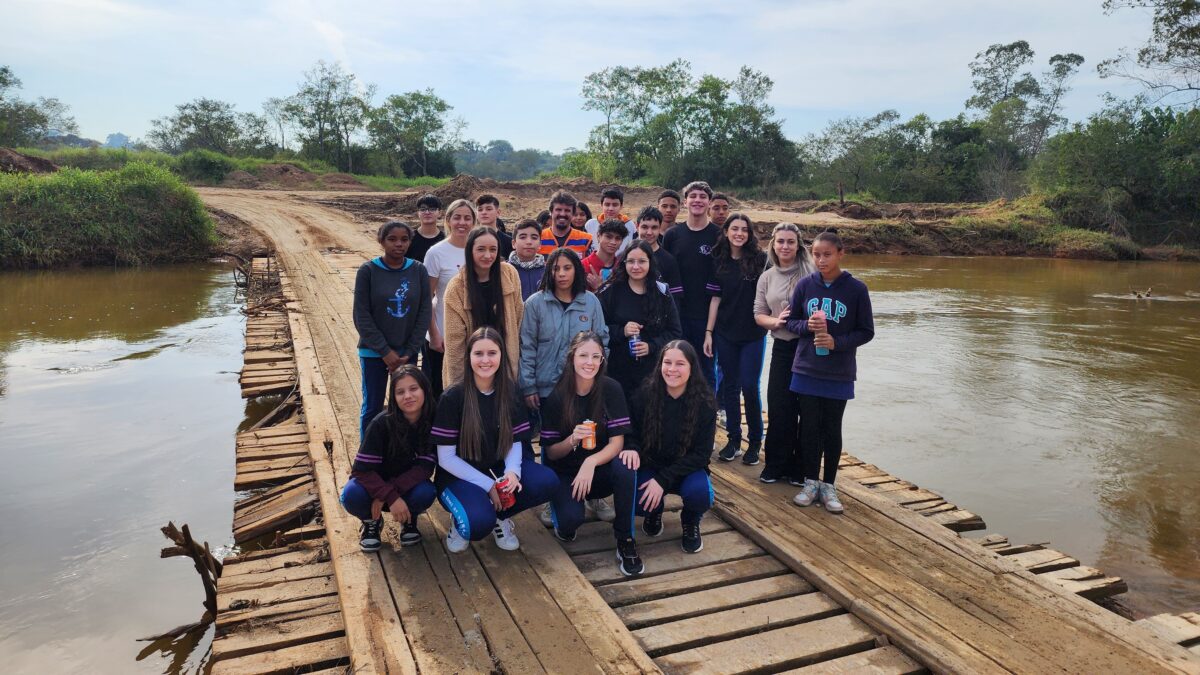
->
[441, 261, 524, 386]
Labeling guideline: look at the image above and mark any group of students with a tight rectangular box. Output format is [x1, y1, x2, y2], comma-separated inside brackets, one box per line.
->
[345, 180, 874, 578]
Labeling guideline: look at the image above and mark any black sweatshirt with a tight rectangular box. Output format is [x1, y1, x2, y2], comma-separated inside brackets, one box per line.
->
[539, 376, 632, 475]
[351, 411, 436, 507]
[662, 222, 720, 321]
[598, 282, 682, 396]
[708, 253, 767, 343]
[626, 390, 715, 491]
[353, 257, 432, 360]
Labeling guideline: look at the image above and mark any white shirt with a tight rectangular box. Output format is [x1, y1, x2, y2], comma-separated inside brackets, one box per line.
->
[424, 239, 465, 334]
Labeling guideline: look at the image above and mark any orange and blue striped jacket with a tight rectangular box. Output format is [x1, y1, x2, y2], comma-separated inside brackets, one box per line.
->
[539, 226, 593, 257]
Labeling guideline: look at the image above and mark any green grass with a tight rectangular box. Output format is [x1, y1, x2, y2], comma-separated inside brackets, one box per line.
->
[351, 174, 451, 191]
[0, 162, 216, 269]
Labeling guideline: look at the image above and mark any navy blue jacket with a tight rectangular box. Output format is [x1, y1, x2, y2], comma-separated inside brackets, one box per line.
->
[785, 271, 874, 382]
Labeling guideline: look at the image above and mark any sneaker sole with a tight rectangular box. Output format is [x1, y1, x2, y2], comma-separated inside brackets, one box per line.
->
[759, 475, 778, 483]
[742, 457, 761, 466]
[399, 536, 422, 547]
[642, 524, 664, 537]
[682, 540, 703, 553]
[494, 541, 521, 551]
[824, 504, 844, 514]
[716, 452, 740, 462]
[360, 542, 382, 552]
[792, 497, 816, 507]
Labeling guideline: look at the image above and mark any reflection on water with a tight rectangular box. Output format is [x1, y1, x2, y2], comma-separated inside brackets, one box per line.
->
[0, 264, 242, 673]
[830, 256, 1200, 616]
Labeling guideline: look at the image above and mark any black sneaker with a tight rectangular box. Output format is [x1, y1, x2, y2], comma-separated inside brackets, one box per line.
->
[615, 537, 644, 577]
[553, 527, 576, 543]
[681, 521, 703, 553]
[642, 512, 664, 537]
[742, 440, 762, 466]
[759, 466, 784, 483]
[717, 439, 741, 462]
[359, 518, 383, 552]
[399, 521, 421, 547]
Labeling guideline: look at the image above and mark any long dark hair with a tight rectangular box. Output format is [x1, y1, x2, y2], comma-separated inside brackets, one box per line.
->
[459, 327, 517, 464]
[712, 212, 766, 278]
[638, 340, 716, 459]
[549, 331, 608, 438]
[384, 365, 435, 461]
[600, 240, 672, 333]
[463, 226, 507, 340]
[539, 247, 586, 297]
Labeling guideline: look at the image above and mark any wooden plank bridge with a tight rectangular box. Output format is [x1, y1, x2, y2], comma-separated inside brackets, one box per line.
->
[200, 188, 1200, 674]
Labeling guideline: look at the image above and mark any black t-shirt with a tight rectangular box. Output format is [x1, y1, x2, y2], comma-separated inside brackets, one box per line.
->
[432, 384, 532, 485]
[476, 278, 499, 329]
[662, 222, 720, 321]
[652, 247, 683, 299]
[539, 376, 632, 475]
[407, 229, 445, 262]
[708, 254, 767, 342]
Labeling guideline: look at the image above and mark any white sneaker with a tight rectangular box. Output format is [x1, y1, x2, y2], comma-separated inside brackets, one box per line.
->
[793, 479, 820, 507]
[587, 498, 615, 522]
[538, 503, 554, 528]
[493, 518, 520, 551]
[445, 526, 469, 553]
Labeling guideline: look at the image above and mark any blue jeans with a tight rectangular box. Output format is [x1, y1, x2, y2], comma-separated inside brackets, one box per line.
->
[714, 334, 766, 443]
[636, 467, 713, 526]
[549, 458, 638, 540]
[680, 317, 717, 389]
[360, 357, 389, 440]
[340, 476, 437, 523]
[438, 459, 559, 540]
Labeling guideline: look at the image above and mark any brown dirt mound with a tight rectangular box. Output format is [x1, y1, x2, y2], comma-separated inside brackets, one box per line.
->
[318, 173, 370, 191]
[0, 148, 58, 174]
[812, 201, 883, 220]
[221, 170, 261, 188]
[256, 163, 319, 188]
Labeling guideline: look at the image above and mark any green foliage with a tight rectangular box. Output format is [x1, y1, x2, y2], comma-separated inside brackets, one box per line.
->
[351, 174, 450, 191]
[366, 89, 457, 178]
[19, 146, 175, 171]
[175, 148, 237, 183]
[455, 140, 561, 180]
[147, 97, 273, 156]
[0, 162, 216, 269]
[0, 65, 78, 146]
[1100, 0, 1200, 107]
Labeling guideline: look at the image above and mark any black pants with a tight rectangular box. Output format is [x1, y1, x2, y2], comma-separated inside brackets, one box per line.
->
[764, 338, 800, 475]
[798, 394, 847, 483]
[421, 345, 444, 399]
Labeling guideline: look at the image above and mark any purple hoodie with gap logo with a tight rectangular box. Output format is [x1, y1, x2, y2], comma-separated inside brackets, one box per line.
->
[785, 270, 874, 382]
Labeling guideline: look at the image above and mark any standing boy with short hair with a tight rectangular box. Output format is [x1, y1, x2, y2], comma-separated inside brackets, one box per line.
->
[583, 219, 627, 291]
[509, 218, 547, 301]
[475, 194, 513, 258]
[634, 206, 683, 302]
[662, 181, 720, 386]
[584, 186, 636, 254]
[407, 194, 444, 262]
[657, 189, 682, 236]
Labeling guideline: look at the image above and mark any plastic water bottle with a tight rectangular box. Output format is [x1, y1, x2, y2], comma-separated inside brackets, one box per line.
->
[812, 309, 830, 356]
[628, 332, 641, 360]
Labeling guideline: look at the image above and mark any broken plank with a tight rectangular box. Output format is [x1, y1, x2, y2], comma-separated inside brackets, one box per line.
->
[212, 612, 345, 661]
[217, 574, 337, 612]
[1005, 548, 1080, 574]
[1038, 566, 1128, 601]
[577, 529, 763, 585]
[780, 645, 925, 674]
[216, 595, 341, 630]
[1135, 613, 1200, 647]
[210, 635, 348, 675]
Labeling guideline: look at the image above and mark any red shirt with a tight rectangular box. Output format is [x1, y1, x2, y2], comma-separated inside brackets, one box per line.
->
[582, 253, 616, 290]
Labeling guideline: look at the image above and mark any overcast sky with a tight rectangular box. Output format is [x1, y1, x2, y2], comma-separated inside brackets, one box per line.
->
[4, 0, 1151, 152]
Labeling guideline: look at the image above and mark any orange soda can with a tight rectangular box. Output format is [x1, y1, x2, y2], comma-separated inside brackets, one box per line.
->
[494, 475, 516, 509]
[581, 420, 597, 450]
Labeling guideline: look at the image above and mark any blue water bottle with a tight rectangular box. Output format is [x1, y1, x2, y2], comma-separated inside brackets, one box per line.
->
[812, 309, 830, 356]
[628, 333, 641, 360]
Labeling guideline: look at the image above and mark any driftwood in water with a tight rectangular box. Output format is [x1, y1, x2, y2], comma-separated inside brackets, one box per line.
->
[140, 521, 224, 643]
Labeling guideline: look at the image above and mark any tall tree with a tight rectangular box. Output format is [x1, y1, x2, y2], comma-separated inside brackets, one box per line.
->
[366, 89, 455, 177]
[0, 65, 78, 146]
[1100, 0, 1200, 106]
[147, 98, 268, 155]
[966, 41, 1040, 110]
[288, 61, 371, 171]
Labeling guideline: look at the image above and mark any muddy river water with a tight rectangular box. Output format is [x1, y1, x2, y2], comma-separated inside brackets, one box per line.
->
[0, 255, 1197, 671]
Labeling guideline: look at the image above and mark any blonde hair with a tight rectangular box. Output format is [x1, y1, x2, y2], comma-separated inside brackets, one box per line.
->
[767, 222, 814, 271]
[444, 199, 478, 225]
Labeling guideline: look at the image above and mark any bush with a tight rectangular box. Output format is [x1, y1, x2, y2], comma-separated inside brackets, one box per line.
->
[19, 146, 177, 172]
[175, 149, 237, 183]
[0, 162, 216, 268]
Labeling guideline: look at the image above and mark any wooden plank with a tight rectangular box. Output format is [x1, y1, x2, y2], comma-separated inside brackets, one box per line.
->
[598, 555, 789, 607]
[652, 613, 877, 674]
[235, 444, 310, 462]
[223, 547, 327, 577]
[243, 349, 294, 363]
[1038, 566, 1128, 600]
[925, 508, 986, 532]
[234, 465, 311, 490]
[634, 593, 843, 657]
[237, 423, 308, 440]
[243, 381, 299, 398]
[235, 455, 311, 475]
[218, 575, 337, 612]
[233, 489, 316, 538]
[1135, 613, 1200, 647]
[274, 523, 326, 545]
[216, 595, 340, 630]
[617, 574, 814, 629]
[780, 645, 925, 674]
[212, 612, 345, 661]
[219, 560, 333, 593]
[1005, 548, 1080, 574]
[577, 529, 763, 585]
[233, 475, 311, 512]
[562, 516, 731, 556]
[513, 510, 662, 675]
[210, 635, 348, 675]
[420, 510, 546, 674]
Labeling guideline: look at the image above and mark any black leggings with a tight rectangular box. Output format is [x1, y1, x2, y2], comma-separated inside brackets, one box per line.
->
[797, 394, 848, 483]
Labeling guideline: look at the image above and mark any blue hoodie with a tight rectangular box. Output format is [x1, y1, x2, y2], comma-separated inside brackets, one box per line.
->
[785, 271, 874, 382]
